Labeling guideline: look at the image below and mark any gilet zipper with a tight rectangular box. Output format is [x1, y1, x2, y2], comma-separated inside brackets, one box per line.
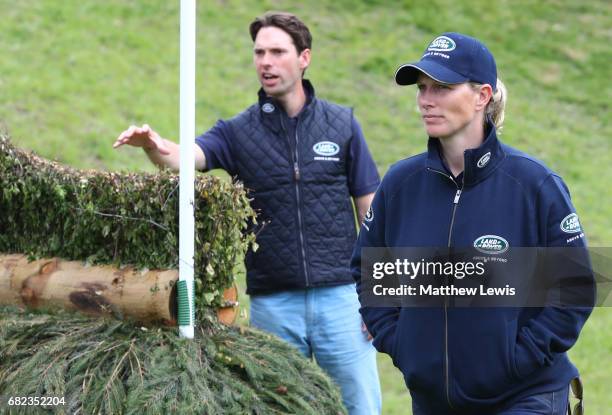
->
[280, 116, 310, 286]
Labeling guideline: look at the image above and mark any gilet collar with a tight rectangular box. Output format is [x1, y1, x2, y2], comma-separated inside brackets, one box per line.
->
[257, 79, 315, 134]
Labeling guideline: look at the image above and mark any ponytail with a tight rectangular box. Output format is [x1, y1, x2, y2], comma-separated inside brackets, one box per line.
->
[471, 79, 507, 133]
[486, 78, 507, 133]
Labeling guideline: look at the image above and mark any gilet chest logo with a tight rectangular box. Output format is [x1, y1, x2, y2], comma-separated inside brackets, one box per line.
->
[474, 235, 509, 254]
[313, 141, 339, 156]
[477, 152, 491, 168]
[560, 213, 582, 234]
[261, 103, 275, 113]
[313, 141, 340, 162]
[428, 36, 456, 52]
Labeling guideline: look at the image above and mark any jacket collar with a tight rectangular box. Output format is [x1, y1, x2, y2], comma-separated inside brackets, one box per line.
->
[257, 79, 315, 134]
[426, 118, 506, 186]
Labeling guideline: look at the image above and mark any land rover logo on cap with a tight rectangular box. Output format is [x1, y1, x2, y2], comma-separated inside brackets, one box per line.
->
[477, 152, 491, 168]
[262, 103, 275, 113]
[474, 235, 509, 255]
[560, 213, 582, 234]
[428, 36, 456, 52]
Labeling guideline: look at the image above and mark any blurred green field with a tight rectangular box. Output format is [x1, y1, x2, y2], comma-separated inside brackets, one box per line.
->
[0, 1, 610, 413]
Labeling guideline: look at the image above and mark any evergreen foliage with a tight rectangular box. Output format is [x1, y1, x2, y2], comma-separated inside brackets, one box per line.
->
[0, 132, 257, 309]
[0, 307, 346, 414]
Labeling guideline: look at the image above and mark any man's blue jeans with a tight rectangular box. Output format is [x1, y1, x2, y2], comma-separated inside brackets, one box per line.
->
[250, 283, 382, 415]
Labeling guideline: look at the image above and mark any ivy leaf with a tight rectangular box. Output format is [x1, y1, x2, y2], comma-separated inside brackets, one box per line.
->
[203, 292, 215, 304]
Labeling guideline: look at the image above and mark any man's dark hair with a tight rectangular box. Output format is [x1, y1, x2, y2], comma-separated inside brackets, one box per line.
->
[249, 12, 312, 54]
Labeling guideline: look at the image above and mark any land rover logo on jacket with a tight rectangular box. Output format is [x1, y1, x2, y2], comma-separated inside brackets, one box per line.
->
[560, 213, 582, 234]
[362, 206, 373, 231]
[364, 206, 374, 222]
[474, 235, 509, 254]
[477, 152, 491, 168]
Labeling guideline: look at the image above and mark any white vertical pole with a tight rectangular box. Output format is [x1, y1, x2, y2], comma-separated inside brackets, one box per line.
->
[178, 0, 196, 339]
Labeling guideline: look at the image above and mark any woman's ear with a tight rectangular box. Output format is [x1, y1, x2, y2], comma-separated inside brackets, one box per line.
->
[475, 84, 493, 111]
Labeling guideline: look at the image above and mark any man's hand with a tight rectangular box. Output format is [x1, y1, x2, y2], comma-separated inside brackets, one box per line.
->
[113, 124, 171, 155]
[362, 320, 373, 341]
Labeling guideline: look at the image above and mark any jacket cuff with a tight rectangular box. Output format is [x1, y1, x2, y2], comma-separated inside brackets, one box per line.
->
[372, 329, 396, 358]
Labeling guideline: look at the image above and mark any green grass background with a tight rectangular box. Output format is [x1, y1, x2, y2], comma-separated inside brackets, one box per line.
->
[0, 1, 610, 413]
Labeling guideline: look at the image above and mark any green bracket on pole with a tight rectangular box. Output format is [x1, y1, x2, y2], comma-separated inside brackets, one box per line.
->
[177, 279, 195, 327]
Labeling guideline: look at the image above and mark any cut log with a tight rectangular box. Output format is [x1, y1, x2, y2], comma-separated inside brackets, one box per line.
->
[0, 254, 240, 325]
[217, 284, 239, 325]
[0, 254, 178, 325]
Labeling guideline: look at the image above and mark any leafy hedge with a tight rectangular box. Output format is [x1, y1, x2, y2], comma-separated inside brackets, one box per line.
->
[0, 134, 347, 413]
[0, 132, 256, 310]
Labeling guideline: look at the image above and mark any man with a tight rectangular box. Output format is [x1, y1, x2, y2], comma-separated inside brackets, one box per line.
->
[114, 12, 381, 414]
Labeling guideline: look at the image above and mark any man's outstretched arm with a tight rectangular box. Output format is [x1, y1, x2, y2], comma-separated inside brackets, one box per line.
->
[113, 124, 206, 171]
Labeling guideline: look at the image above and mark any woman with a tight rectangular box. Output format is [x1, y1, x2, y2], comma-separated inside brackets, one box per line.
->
[352, 32, 592, 414]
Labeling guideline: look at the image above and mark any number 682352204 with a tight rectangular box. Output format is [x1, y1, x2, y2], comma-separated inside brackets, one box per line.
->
[6, 396, 66, 406]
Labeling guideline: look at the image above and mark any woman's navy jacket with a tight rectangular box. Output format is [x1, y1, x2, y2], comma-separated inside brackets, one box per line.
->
[352, 122, 594, 414]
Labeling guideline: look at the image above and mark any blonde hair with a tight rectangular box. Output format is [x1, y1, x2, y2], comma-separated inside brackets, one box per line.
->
[472, 79, 507, 133]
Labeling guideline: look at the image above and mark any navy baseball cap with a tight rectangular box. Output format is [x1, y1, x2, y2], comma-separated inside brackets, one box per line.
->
[395, 32, 497, 91]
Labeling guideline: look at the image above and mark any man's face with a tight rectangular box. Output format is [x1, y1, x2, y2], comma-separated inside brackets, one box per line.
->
[253, 26, 310, 98]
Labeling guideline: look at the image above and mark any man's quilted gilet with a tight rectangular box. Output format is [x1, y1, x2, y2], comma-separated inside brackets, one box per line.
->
[227, 86, 357, 295]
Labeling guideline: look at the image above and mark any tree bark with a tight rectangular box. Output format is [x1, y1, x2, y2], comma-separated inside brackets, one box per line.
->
[217, 283, 238, 325]
[0, 254, 240, 326]
[0, 254, 178, 324]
